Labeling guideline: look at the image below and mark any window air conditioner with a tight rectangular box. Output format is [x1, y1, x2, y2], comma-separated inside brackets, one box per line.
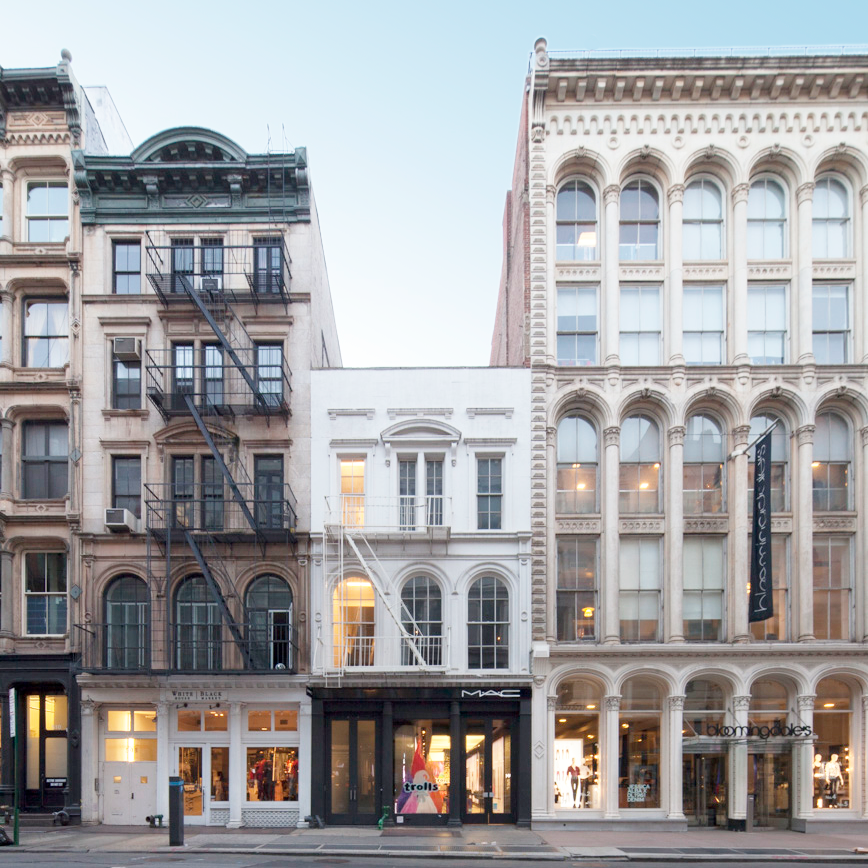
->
[112, 337, 141, 361]
[196, 275, 223, 292]
[104, 507, 140, 533]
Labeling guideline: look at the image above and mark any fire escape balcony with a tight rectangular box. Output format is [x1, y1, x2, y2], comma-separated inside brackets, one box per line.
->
[324, 495, 452, 538]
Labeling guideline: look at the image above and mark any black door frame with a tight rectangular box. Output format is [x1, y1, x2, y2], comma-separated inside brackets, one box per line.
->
[325, 715, 380, 825]
[460, 716, 517, 824]
[22, 690, 68, 811]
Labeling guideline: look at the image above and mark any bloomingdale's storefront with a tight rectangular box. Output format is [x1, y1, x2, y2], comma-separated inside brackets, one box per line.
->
[537, 668, 865, 831]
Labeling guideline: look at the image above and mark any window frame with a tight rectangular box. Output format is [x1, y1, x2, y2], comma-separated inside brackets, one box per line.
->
[747, 176, 788, 260]
[556, 179, 599, 261]
[112, 240, 143, 295]
[26, 181, 69, 243]
[749, 535, 790, 642]
[557, 285, 599, 366]
[467, 575, 510, 670]
[400, 575, 443, 666]
[556, 536, 598, 642]
[24, 552, 68, 636]
[683, 535, 726, 642]
[683, 414, 725, 515]
[747, 283, 788, 365]
[619, 537, 662, 643]
[812, 175, 851, 259]
[812, 536, 852, 641]
[812, 283, 851, 365]
[682, 284, 725, 365]
[245, 574, 293, 671]
[812, 412, 851, 512]
[556, 414, 599, 515]
[682, 177, 725, 261]
[619, 415, 662, 514]
[21, 419, 68, 500]
[619, 285, 661, 365]
[476, 455, 503, 530]
[619, 177, 661, 261]
[23, 297, 69, 368]
[748, 413, 789, 513]
[104, 574, 149, 669]
[174, 574, 223, 671]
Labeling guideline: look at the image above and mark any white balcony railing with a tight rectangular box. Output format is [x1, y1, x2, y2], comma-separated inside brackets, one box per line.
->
[330, 632, 446, 670]
[326, 496, 451, 532]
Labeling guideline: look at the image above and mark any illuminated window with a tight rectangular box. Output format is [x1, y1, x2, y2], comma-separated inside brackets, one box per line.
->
[557, 537, 597, 641]
[333, 578, 374, 667]
[683, 415, 724, 514]
[556, 415, 597, 514]
[813, 413, 850, 511]
[340, 459, 365, 527]
[619, 416, 661, 513]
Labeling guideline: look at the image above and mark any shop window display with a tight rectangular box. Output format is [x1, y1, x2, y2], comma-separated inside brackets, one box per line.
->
[813, 679, 852, 809]
[618, 678, 661, 809]
[394, 721, 450, 815]
[554, 679, 601, 809]
[246, 747, 298, 801]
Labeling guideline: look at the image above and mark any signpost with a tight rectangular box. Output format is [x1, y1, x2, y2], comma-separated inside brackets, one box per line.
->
[9, 689, 18, 846]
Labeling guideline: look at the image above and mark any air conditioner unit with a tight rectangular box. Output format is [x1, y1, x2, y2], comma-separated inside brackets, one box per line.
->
[104, 508, 140, 533]
[112, 337, 141, 361]
[196, 275, 223, 292]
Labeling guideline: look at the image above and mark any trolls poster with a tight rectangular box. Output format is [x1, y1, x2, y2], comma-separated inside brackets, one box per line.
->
[396, 738, 444, 814]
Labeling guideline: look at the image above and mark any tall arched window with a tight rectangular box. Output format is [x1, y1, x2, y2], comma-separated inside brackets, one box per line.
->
[175, 575, 221, 671]
[618, 679, 662, 808]
[333, 577, 375, 667]
[245, 574, 293, 670]
[555, 679, 602, 810]
[620, 415, 661, 513]
[105, 574, 149, 670]
[813, 413, 850, 511]
[813, 679, 852, 808]
[683, 678, 728, 826]
[749, 413, 789, 512]
[683, 179, 723, 260]
[467, 577, 509, 670]
[400, 576, 442, 665]
[557, 180, 598, 261]
[619, 179, 660, 261]
[683, 414, 724, 514]
[813, 177, 850, 259]
[747, 178, 787, 259]
[557, 415, 598, 514]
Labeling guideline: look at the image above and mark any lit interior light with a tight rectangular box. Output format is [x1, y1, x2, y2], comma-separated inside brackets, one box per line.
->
[346, 580, 371, 588]
[572, 463, 582, 469]
[639, 482, 649, 489]
[653, 463, 660, 469]
[577, 232, 597, 247]
[812, 462, 821, 468]
[582, 608, 595, 618]
[586, 704, 596, 710]
[558, 718, 567, 723]
[823, 703, 835, 708]
[577, 483, 586, 490]
[621, 723, 629, 729]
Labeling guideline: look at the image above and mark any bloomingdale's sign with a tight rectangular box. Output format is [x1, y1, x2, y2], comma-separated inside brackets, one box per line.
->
[703, 722, 813, 739]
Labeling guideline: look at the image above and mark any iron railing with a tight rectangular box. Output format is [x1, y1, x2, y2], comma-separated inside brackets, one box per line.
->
[325, 495, 451, 532]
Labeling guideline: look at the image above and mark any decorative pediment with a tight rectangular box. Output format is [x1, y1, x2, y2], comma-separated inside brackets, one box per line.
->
[380, 419, 462, 467]
[153, 419, 238, 450]
[132, 127, 247, 164]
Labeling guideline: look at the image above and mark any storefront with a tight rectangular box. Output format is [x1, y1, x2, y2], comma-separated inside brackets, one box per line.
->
[310, 686, 531, 827]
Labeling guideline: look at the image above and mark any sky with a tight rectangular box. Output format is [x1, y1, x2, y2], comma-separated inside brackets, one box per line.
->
[2, 0, 866, 367]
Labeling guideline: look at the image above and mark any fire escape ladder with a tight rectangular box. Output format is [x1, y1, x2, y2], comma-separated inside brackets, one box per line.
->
[183, 529, 254, 669]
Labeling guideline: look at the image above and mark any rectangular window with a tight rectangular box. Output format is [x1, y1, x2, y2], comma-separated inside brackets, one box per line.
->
[399, 459, 416, 530]
[245, 747, 298, 801]
[683, 536, 725, 642]
[748, 284, 787, 364]
[340, 459, 365, 527]
[477, 457, 503, 530]
[426, 459, 444, 526]
[200, 237, 224, 278]
[113, 241, 142, 294]
[113, 358, 141, 410]
[813, 537, 851, 641]
[22, 421, 68, 499]
[203, 345, 224, 407]
[813, 284, 850, 364]
[683, 286, 724, 365]
[557, 537, 597, 641]
[256, 344, 283, 408]
[171, 238, 194, 293]
[112, 456, 141, 519]
[201, 456, 223, 531]
[26, 182, 68, 242]
[749, 536, 789, 642]
[620, 285, 660, 365]
[172, 344, 194, 401]
[557, 286, 597, 366]
[172, 456, 194, 528]
[619, 538, 661, 642]
[24, 300, 68, 367]
[253, 237, 283, 294]
[254, 454, 283, 530]
[25, 553, 67, 635]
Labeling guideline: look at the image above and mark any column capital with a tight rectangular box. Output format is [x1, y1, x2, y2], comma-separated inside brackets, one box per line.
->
[547, 695, 557, 711]
[603, 426, 620, 447]
[0, 167, 14, 183]
[733, 694, 751, 711]
[0, 288, 12, 302]
[732, 183, 750, 205]
[732, 425, 752, 447]
[859, 185, 868, 207]
[668, 694, 686, 711]
[796, 182, 816, 205]
[546, 425, 557, 444]
[860, 426, 868, 447]
[546, 184, 556, 204]
[604, 695, 621, 712]
[667, 184, 685, 206]
[796, 694, 816, 711]
[668, 425, 686, 447]
[862, 693, 868, 712]
[603, 184, 621, 206]
[797, 424, 815, 446]
[80, 697, 96, 715]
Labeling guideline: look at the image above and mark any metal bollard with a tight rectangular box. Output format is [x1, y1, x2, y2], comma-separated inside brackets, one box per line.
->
[168, 777, 184, 847]
[745, 793, 754, 832]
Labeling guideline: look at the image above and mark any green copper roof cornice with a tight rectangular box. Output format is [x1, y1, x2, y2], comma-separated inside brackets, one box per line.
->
[74, 127, 311, 225]
[0, 61, 81, 145]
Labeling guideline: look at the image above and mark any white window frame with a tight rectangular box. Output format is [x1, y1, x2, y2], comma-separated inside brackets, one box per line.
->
[25, 180, 69, 243]
[683, 177, 725, 261]
[747, 176, 788, 260]
[556, 178, 599, 262]
[683, 536, 726, 642]
[812, 175, 851, 259]
[619, 537, 662, 643]
[619, 177, 662, 261]
[23, 551, 68, 637]
[747, 283, 788, 364]
[620, 285, 661, 365]
[683, 285, 725, 365]
[557, 285, 599, 366]
[812, 283, 851, 365]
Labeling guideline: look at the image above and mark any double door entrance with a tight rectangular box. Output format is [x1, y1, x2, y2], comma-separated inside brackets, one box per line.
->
[462, 718, 513, 823]
[683, 754, 727, 827]
[328, 717, 379, 824]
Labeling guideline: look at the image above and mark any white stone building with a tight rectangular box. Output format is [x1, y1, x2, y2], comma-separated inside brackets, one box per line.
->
[491, 40, 868, 832]
[308, 367, 532, 825]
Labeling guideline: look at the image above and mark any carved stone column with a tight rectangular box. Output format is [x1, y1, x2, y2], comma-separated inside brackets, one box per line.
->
[728, 695, 751, 828]
[546, 425, 557, 642]
[79, 698, 97, 822]
[861, 187, 868, 363]
[155, 702, 170, 818]
[796, 183, 815, 364]
[795, 694, 816, 820]
[862, 694, 868, 820]
[796, 425, 815, 642]
[667, 695, 686, 818]
[732, 425, 751, 643]
[667, 185, 685, 365]
[542, 694, 557, 819]
[603, 426, 620, 644]
[0, 419, 12, 498]
[546, 185, 558, 366]
[227, 702, 244, 827]
[297, 698, 312, 826]
[603, 185, 620, 365]
[0, 168, 13, 245]
[666, 426, 685, 643]
[0, 550, 12, 637]
[731, 183, 750, 365]
[0, 291, 12, 366]
[604, 695, 621, 818]
[862, 427, 868, 641]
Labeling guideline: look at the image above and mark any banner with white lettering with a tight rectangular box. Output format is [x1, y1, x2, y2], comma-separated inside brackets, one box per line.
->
[749, 431, 773, 623]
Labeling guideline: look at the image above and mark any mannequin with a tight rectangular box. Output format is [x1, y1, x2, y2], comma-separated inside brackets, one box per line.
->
[813, 753, 825, 805]
[566, 758, 581, 807]
[825, 754, 844, 806]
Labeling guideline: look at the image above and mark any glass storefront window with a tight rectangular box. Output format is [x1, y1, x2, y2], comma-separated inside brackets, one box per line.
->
[107, 709, 157, 732]
[246, 747, 298, 801]
[105, 738, 157, 762]
[211, 747, 229, 801]
[108, 711, 131, 731]
[177, 710, 201, 731]
[814, 678, 852, 809]
[554, 679, 601, 810]
[248, 710, 271, 731]
[749, 679, 788, 727]
[134, 710, 156, 731]
[44, 695, 67, 730]
[682, 679, 728, 827]
[275, 709, 298, 731]
[394, 720, 450, 816]
[619, 678, 661, 808]
[204, 710, 227, 732]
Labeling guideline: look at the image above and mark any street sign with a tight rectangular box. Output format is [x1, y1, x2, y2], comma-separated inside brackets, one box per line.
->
[8, 689, 15, 739]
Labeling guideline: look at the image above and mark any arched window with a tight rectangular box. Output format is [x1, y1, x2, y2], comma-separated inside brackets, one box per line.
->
[747, 178, 787, 259]
[619, 179, 660, 261]
[750, 678, 788, 724]
[400, 576, 442, 665]
[555, 679, 602, 810]
[813, 679, 852, 808]
[175, 575, 221, 671]
[813, 413, 850, 511]
[749, 414, 789, 512]
[683, 179, 723, 260]
[333, 578, 375, 667]
[467, 577, 509, 670]
[618, 679, 662, 808]
[245, 574, 293, 671]
[620, 416, 661, 513]
[105, 574, 149, 670]
[684, 679, 727, 733]
[557, 415, 598, 514]
[556, 180, 598, 261]
[683, 414, 724, 514]
[813, 177, 850, 259]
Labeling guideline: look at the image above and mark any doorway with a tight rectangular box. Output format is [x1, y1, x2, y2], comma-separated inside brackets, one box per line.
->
[24, 693, 68, 811]
[683, 753, 727, 827]
[462, 718, 514, 824]
[751, 752, 791, 828]
[327, 717, 379, 824]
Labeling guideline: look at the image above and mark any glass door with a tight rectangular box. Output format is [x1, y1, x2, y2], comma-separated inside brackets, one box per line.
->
[24, 693, 68, 810]
[462, 718, 514, 824]
[327, 717, 379, 824]
[178, 746, 204, 820]
[751, 752, 791, 828]
[683, 753, 727, 827]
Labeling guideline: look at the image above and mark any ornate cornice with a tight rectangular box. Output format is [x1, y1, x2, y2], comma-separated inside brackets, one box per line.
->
[684, 517, 729, 533]
[556, 518, 602, 534]
[556, 266, 601, 281]
[813, 516, 857, 531]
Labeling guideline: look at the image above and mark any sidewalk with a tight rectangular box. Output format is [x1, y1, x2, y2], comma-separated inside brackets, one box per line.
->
[5, 822, 868, 862]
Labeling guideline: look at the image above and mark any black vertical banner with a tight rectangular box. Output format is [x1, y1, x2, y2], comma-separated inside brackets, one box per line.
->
[749, 431, 773, 623]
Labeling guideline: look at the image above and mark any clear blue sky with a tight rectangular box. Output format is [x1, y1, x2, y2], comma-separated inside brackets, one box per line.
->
[3, 0, 866, 366]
